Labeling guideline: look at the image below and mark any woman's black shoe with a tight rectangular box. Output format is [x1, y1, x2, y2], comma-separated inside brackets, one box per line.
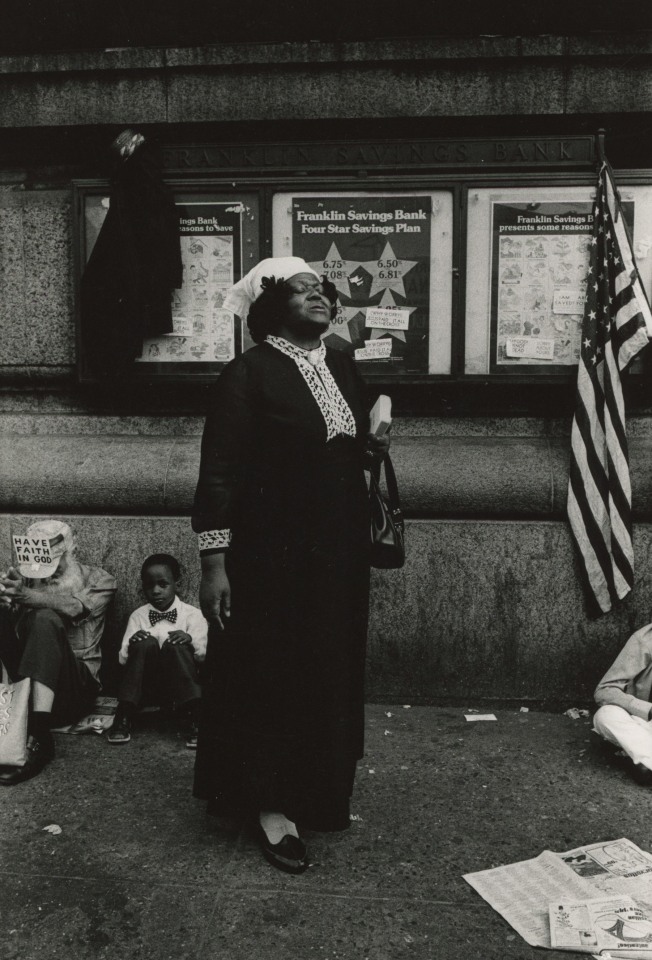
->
[257, 826, 308, 875]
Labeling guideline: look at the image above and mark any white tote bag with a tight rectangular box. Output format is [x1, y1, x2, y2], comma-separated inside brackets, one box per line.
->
[0, 663, 30, 767]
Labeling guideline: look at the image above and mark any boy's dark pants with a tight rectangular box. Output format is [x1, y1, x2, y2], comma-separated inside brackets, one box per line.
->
[0, 607, 99, 726]
[119, 635, 200, 708]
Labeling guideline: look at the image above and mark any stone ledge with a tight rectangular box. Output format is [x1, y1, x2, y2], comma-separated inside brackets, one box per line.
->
[3, 433, 652, 518]
[1, 38, 651, 128]
[0, 36, 649, 76]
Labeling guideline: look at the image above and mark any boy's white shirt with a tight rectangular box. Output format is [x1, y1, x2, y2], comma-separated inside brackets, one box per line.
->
[118, 596, 208, 665]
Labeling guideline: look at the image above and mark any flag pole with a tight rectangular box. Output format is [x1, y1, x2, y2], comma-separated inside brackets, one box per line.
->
[596, 127, 606, 167]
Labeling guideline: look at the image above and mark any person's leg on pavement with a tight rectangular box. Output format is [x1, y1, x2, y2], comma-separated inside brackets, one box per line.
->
[108, 635, 161, 744]
[593, 704, 652, 782]
[0, 608, 97, 785]
[159, 642, 201, 748]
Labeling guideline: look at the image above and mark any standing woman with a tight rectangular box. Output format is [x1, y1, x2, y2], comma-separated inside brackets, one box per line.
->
[192, 257, 389, 873]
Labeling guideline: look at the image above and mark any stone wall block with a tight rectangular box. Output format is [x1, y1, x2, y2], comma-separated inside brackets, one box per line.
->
[164, 438, 200, 512]
[21, 192, 74, 365]
[1, 437, 175, 512]
[0, 75, 168, 127]
[566, 60, 652, 113]
[0, 200, 26, 365]
[167, 61, 565, 123]
[0, 191, 73, 367]
[392, 437, 554, 516]
[367, 518, 651, 702]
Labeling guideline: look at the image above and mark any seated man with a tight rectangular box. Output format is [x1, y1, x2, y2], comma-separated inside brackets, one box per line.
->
[0, 519, 116, 785]
[593, 623, 652, 785]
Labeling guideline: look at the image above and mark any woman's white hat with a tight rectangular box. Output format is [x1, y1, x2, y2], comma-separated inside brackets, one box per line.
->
[222, 257, 320, 319]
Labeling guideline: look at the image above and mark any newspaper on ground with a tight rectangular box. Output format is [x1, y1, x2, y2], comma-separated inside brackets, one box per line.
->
[464, 850, 597, 948]
[550, 895, 652, 955]
[561, 840, 652, 910]
[52, 696, 118, 734]
[464, 839, 652, 958]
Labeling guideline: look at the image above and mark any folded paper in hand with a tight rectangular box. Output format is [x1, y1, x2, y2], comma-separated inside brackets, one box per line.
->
[370, 395, 392, 437]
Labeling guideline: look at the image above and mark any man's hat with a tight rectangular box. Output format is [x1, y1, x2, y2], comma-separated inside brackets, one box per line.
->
[16, 520, 74, 580]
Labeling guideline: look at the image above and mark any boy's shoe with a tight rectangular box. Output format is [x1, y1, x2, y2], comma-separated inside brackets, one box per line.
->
[106, 714, 131, 744]
[184, 720, 199, 750]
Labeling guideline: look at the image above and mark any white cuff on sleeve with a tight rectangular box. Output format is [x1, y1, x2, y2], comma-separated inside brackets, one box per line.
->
[198, 529, 232, 552]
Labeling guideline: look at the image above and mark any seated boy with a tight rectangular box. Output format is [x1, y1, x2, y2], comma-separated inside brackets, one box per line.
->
[107, 553, 207, 749]
[593, 622, 652, 784]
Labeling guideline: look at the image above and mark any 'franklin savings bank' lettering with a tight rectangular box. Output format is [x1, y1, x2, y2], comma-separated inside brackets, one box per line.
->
[164, 140, 579, 170]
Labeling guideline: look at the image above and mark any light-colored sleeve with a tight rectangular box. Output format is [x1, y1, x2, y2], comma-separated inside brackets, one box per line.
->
[184, 604, 209, 662]
[72, 567, 117, 624]
[594, 625, 652, 719]
[119, 610, 142, 666]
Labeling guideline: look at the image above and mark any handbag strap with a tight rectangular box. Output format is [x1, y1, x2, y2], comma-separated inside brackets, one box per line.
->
[371, 453, 402, 513]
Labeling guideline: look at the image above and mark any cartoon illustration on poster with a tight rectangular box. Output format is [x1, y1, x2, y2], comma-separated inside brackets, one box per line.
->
[491, 201, 597, 368]
[291, 197, 431, 371]
[138, 202, 243, 363]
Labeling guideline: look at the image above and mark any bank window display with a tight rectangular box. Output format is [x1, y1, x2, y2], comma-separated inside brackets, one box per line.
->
[77, 188, 261, 381]
[464, 184, 652, 376]
[272, 191, 454, 376]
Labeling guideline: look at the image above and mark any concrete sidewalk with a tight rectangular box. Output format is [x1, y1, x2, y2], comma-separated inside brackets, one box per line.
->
[0, 704, 645, 960]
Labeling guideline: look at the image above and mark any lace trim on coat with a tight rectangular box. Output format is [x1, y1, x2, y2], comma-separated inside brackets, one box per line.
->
[198, 529, 232, 553]
[266, 336, 357, 441]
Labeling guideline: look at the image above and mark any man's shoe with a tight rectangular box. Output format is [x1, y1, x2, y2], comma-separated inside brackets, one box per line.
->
[106, 714, 131, 744]
[257, 825, 309, 875]
[0, 736, 53, 786]
[184, 720, 199, 750]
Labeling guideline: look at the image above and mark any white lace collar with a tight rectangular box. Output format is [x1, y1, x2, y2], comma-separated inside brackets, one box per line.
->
[266, 336, 325, 367]
[266, 336, 357, 441]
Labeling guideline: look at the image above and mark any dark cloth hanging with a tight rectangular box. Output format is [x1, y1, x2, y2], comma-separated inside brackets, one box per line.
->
[192, 343, 371, 831]
[81, 133, 182, 375]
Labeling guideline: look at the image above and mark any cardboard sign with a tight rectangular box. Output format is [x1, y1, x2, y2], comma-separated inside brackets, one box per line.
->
[355, 339, 393, 361]
[552, 289, 585, 315]
[12, 535, 54, 569]
[164, 316, 194, 337]
[505, 337, 555, 361]
[365, 306, 411, 330]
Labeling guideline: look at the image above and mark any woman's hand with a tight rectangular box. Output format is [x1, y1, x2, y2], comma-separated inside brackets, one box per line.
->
[199, 553, 231, 630]
[365, 431, 390, 465]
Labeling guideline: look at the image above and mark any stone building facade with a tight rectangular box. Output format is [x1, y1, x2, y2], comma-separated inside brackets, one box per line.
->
[2, 34, 652, 703]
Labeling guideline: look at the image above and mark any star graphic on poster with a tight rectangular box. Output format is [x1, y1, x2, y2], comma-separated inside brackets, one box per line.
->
[308, 243, 365, 299]
[327, 305, 366, 344]
[361, 241, 418, 298]
[367, 289, 414, 344]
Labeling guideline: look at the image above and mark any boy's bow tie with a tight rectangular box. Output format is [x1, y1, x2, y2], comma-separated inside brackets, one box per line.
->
[149, 608, 177, 625]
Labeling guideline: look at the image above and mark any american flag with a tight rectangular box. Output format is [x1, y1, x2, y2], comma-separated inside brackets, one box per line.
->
[567, 162, 652, 614]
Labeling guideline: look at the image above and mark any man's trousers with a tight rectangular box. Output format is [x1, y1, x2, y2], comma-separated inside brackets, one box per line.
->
[0, 607, 99, 726]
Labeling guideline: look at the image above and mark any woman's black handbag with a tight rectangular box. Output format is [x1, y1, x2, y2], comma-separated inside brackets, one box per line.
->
[369, 454, 405, 569]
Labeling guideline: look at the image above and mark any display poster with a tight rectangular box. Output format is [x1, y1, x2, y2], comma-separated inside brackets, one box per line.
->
[138, 202, 243, 364]
[290, 197, 432, 372]
[490, 201, 597, 370]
